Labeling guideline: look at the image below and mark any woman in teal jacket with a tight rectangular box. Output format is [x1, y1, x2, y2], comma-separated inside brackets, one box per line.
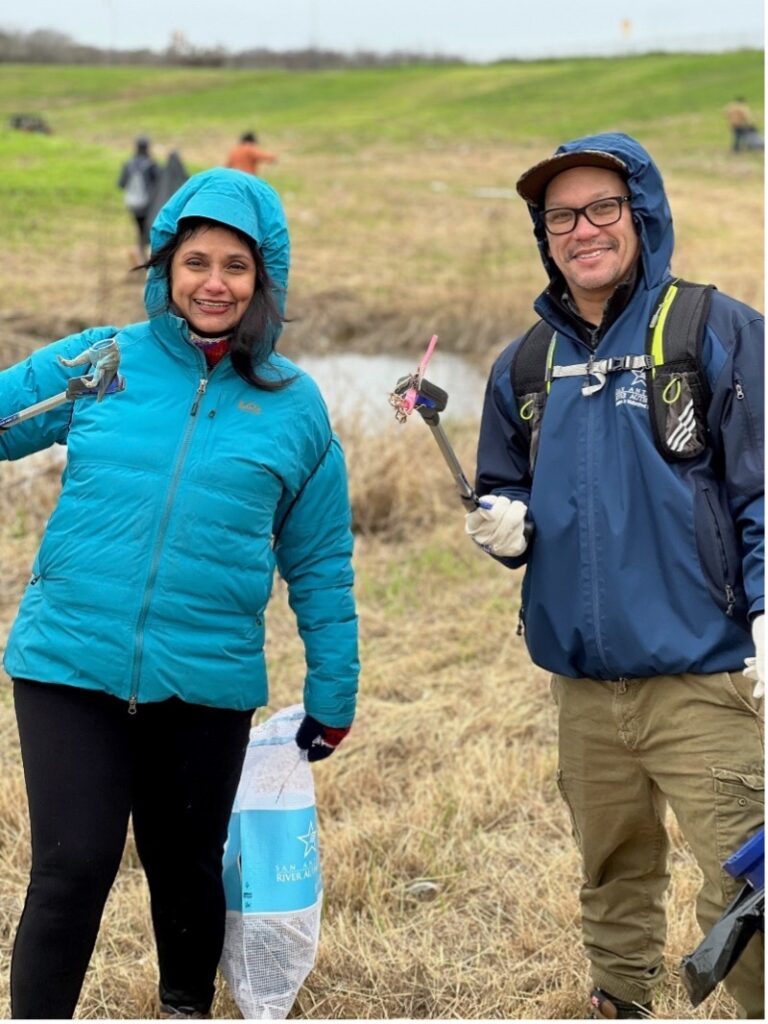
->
[0, 169, 358, 1019]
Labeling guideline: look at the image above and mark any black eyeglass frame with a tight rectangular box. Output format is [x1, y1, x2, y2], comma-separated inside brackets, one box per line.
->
[541, 195, 632, 235]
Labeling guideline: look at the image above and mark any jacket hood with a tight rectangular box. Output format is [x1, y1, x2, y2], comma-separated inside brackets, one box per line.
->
[525, 132, 674, 293]
[144, 167, 290, 327]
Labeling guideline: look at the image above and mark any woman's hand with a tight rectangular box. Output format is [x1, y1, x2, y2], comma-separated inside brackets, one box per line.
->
[295, 715, 350, 761]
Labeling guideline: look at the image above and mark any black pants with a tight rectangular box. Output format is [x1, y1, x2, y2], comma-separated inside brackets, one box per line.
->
[11, 679, 253, 1019]
[133, 211, 149, 247]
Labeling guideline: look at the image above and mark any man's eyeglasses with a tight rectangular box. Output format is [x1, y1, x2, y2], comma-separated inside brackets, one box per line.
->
[542, 196, 631, 235]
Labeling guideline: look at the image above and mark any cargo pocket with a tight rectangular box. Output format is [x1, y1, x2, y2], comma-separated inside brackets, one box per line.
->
[711, 766, 764, 897]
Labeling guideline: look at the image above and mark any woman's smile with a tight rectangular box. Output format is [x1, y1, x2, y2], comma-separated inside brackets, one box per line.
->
[171, 224, 256, 335]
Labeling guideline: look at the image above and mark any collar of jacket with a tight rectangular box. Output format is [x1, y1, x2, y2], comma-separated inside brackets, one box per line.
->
[149, 309, 216, 368]
[537, 263, 640, 349]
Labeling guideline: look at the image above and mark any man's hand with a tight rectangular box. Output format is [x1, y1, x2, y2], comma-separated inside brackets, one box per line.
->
[295, 715, 350, 762]
[743, 613, 764, 699]
[465, 494, 528, 557]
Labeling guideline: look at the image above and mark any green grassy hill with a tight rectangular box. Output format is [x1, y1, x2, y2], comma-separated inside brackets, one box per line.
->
[0, 52, 763, 351]
[1, 52, 762, 226]
[1, 51, 763, 150]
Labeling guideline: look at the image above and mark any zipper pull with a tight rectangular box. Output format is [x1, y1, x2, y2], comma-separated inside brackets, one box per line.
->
[128, 695, 138, 715]
[191, 378, 208, 416]
[516, 607, 525, 636]
[725, 584, 736, 617]
[735, 382, 745, 401]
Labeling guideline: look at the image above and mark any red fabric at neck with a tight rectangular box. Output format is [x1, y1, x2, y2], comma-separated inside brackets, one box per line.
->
[190, 336, 231, 370]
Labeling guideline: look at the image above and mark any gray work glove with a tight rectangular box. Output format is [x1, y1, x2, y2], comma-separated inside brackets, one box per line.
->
[465, 494, 528, 557]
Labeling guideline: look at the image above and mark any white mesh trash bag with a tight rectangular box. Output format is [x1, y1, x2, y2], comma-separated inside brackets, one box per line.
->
[220, 704, 322, 1019]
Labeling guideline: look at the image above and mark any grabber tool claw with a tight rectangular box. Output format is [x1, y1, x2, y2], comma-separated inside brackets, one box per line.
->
[0, 337, 125, 433]
[388, 334, 487, 511]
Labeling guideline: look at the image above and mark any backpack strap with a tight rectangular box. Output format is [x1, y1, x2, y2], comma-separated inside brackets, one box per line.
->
[646, 279, 714, 461]
[510, 319, 557, 475]
[510, 279, 715, 475]
[512, 320, 558, 404]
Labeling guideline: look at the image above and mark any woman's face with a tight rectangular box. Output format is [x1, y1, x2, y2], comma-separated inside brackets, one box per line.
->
[170, 224, 257, 335]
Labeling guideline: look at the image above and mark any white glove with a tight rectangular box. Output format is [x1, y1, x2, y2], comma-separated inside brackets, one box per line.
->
[743, 613, 764, 699]
[465, 494, 528, 557]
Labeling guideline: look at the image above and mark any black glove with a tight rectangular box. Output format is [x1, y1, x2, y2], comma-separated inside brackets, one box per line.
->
[295, 714, 350, 762]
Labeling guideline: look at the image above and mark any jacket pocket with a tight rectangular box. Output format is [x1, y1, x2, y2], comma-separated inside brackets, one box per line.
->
[246, 614, 266, 651]
[694, 482, 746, 618]
[649, 368, 708, 460]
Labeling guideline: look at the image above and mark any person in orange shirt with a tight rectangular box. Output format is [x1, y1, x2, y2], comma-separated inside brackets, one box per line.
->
[225, 132, 278, 176]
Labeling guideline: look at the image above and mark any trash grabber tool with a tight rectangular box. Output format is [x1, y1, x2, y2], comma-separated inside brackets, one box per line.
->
[388, 335, 489, 512]
[0, 337, 125, 433]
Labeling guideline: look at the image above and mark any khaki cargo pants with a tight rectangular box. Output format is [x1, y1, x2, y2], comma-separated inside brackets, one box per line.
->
[551, 671, 764, 1018]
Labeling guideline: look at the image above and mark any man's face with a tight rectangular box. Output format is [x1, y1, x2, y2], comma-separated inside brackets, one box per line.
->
[543, 166, 639, 310]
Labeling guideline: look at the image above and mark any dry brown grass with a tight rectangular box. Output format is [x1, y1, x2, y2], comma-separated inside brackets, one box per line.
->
[3, 138, 763, 372]
[0, 132, 761, 1019]
[0, 425, 743, 1020]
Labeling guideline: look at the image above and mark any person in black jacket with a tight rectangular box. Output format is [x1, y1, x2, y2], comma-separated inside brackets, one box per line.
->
[118, 135, 159, 263]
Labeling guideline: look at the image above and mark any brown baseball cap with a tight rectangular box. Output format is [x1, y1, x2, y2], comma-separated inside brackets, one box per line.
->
[516, 149, 629, 207]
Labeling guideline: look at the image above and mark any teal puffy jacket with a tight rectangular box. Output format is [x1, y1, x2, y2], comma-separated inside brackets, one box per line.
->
[0, 169, 358, 725]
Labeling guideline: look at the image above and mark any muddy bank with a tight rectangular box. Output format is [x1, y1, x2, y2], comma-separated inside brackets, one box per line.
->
[280, 290, 519, 366]
[0, 289, 520, 374]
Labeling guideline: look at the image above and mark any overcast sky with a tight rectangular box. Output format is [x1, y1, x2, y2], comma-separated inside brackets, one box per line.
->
[3, 0, 764, 61]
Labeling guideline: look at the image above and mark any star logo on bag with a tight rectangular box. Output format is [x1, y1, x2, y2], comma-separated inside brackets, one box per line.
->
[297, 821, 318, 858]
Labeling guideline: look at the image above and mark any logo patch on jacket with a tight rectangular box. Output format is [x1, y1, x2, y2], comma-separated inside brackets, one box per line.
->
[238, 401, 262, 416]
[615, 370, 648, 410]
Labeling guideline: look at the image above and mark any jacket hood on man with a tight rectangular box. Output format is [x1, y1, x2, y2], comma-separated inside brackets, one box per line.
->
[527, 132, 675, 295]
[144, 167, 290, 339]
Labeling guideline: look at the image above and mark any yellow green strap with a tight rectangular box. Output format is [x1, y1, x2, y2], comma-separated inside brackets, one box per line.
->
[650, 282, 679, 378]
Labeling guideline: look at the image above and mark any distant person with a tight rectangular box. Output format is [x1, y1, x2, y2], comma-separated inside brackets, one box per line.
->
[226, 132, 278, 176]
[724, 97, 763, 152]
[118, 135, 159, 262]
[467, 132, 763, 1018]
[146, 150, 190, 230]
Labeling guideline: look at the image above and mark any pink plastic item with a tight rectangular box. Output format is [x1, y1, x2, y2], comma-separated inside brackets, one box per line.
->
[401, 334, 438, 414]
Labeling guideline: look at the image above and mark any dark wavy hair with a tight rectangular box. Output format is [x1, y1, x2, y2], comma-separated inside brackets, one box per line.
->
[144, 216, 293, 391]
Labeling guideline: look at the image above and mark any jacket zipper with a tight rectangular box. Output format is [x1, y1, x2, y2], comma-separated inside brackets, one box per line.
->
[585, 391, 612, 675]
[733, 377, 759, 454]
[128, 374, 208, 713]
[702, 486, 736, 616]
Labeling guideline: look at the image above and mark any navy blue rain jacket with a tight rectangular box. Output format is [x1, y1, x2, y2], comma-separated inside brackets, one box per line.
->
[476, 133, 764, 680]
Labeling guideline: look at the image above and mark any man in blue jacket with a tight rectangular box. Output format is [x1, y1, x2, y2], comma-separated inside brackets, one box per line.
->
[466, 134, 763, 1018]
